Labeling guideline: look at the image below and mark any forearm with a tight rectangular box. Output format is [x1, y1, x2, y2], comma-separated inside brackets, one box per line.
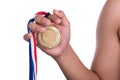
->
[54, 44, 100, 80]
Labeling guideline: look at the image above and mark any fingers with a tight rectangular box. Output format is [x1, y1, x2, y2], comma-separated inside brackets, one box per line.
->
[28, 22, 46, 33]
[23, 33, 32, 42]
[35, 15, 51, 26]
[28, 14, 53, 34]
[35, 13, 61, 25]
[47, 13, 61, 24]
[34, 10, 69, 26]
[53, 10, 65, 18]
[28, 10, 69, 34]
[53, 10, 70, 26]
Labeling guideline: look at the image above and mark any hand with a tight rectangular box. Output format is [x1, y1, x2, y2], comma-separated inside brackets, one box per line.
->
[24, 10, 70, 58]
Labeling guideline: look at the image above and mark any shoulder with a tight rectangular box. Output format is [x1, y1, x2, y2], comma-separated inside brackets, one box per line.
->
[98, 0, 120, 33]
[105, 0, 120, 19]
[91, 0, 120, 79]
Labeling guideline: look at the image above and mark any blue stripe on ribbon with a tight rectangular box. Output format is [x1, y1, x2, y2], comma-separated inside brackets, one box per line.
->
[27, 18, 36, 80]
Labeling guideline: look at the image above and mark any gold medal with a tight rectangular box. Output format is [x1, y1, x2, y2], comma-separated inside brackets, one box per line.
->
[37, 26, 61, 48]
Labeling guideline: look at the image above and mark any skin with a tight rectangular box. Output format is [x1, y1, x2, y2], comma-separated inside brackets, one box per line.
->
[24, 0, 120, 80]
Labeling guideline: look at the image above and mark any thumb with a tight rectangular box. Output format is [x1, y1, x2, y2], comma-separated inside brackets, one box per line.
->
[53, 10, 70, 26]
[23, 33, 32, 42]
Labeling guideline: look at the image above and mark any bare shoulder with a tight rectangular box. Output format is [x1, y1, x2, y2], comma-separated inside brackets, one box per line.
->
[91, 0, 120, 80]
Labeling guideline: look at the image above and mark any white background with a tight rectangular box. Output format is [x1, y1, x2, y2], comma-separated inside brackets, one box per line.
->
[0, 0, 106, 80]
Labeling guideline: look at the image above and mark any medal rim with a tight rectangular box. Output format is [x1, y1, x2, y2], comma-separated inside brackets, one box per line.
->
[37, 26, 61, 48]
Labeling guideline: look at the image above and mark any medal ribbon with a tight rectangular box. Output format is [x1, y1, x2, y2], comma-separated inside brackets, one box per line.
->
[27, 11, 48, 80]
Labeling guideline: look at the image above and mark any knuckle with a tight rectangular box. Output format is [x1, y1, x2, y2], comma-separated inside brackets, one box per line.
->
[35, 15, 51, 26]
[41, 18, 50, 25]
[28, 23, 37, 32]
[35, 15, 42, 24]
[50, 15, 61, 24]
[55, 18, 61, 24]
[28, 22, 33, 29]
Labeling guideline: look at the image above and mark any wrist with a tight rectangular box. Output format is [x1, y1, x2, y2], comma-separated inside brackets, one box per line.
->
[53, 43, 72, 61]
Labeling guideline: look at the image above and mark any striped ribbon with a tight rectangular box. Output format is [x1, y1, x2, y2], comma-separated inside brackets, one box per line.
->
[27, 11, 47, 80]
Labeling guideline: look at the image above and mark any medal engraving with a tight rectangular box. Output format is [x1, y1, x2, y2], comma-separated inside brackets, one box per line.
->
[37, 26, 61, 48]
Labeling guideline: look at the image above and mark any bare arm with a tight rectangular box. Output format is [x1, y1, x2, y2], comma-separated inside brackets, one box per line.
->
[24, 0, 120, 79]
[54, 44, 100, 80]
[54, 0, 120, 80]
[91, 0, 120, 79]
